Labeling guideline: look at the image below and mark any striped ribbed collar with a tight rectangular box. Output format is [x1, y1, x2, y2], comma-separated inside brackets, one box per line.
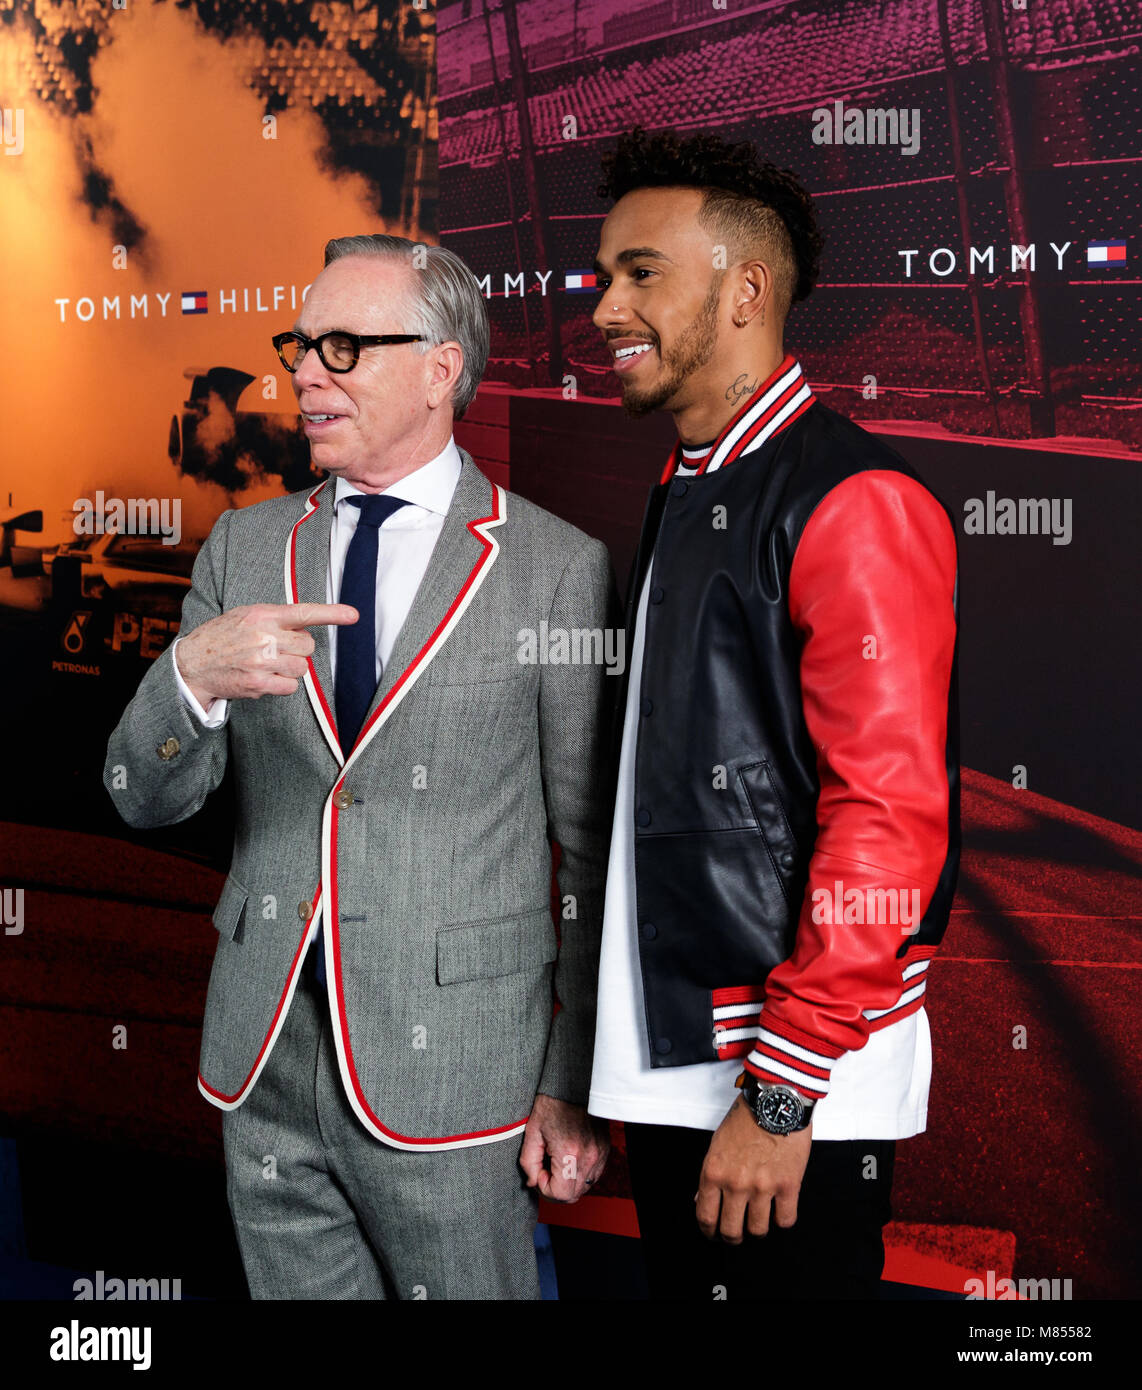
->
[661, 354, 815, 482]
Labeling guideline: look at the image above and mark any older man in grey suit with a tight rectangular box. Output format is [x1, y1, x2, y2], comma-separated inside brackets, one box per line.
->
[104, 235, 616, 1299]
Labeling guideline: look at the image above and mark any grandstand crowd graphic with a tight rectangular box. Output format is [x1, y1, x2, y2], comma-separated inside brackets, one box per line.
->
[438, 0, 1138, 446]
[0, 0, 1139, 1308]
[434, 0, 1140, 1299]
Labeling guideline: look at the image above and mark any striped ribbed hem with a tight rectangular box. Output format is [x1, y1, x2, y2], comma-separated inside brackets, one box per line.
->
[865, 951, 933, 1032]
[712, 986, 766, 1060]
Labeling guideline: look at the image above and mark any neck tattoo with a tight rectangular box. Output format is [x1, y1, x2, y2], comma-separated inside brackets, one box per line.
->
[725, 372, 759, 406]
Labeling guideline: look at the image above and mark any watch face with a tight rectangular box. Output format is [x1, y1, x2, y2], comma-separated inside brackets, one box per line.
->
[758, 1086, 804, 1134]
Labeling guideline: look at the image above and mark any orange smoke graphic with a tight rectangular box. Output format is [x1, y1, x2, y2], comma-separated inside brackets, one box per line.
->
[2, 0, 435, 548]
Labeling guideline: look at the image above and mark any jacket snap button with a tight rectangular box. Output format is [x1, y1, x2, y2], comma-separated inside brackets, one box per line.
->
[641, 922, 657, 941]
[670, 479, 688, 497]
[779, 852, 796, 869]
[654, 1038, 673, 1055]
[297, 901, 311, 920]
[640, 697, 653, 716]
[636, 807, 651, 827]
[650, 586, 664, 604]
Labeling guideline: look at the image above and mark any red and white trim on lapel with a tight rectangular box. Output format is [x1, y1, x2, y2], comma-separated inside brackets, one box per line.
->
[285, 478, 343, 764]
[660, 354, 815, 483]
[321, 480, 519, 1150]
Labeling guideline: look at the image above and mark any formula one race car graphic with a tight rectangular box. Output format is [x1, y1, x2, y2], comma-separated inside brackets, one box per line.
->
[0, 508, 46, 618]
[47, 527, 198, 664]
[1, 362, 319, 660]
[60, 358, 320, 652]
[49, 528, 197, 606]
[168, 364, 319, 494]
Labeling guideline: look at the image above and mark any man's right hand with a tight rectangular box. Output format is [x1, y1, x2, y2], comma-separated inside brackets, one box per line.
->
[174, 603, 359, 707]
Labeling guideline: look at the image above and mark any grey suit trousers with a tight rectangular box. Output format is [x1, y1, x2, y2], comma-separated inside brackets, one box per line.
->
[222, 959, 541, 1300]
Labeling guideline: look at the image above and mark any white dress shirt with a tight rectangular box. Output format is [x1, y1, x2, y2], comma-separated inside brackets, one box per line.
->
[172, 437, 463, 728]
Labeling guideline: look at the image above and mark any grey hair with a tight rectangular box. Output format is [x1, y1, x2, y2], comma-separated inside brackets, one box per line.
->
[322, 234, 489, 418]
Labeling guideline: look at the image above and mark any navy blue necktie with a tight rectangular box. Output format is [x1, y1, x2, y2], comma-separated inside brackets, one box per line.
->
[314, 491, 410, 987]
[335, 492, 411, 751]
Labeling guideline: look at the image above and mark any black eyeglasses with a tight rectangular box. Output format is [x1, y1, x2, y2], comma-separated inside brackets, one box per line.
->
[272, 329, 424, 373]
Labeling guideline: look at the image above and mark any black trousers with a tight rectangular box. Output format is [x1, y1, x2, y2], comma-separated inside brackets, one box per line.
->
[624, 1122, 895, 1300]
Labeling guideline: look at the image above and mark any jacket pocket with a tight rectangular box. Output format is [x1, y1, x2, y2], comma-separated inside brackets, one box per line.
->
[738, 760, 800, 906]
[436, 906, 558, 985]
[211, 874, 249, 943]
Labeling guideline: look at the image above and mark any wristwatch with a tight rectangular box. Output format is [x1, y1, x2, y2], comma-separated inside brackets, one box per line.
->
[738, 1073, 815, 1135]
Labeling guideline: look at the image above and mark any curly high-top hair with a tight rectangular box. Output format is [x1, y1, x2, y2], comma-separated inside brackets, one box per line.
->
[598, 127, 824, 317]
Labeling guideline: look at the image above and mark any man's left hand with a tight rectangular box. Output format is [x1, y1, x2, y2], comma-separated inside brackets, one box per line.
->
[695, 1095, 812, 1242]
[519, 1094, 611, 1202]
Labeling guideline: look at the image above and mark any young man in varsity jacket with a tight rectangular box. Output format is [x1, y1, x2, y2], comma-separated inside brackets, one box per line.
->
[586, 129, 960, 1300]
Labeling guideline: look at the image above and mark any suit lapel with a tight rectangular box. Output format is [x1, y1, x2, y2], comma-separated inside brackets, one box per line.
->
[286, 478, 341, 763]
[286, 455, 505, 770]
[365, 453, 491, 721]
[341, 452, 505, 774]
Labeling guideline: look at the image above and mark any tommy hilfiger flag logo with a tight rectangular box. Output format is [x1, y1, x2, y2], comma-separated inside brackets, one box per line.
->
[1086, 240, 1126, 267]
[564, 270, 597, 293]
[181, 291, 208, 314]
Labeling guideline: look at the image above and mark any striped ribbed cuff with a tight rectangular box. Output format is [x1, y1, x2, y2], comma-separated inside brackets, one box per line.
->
[742, 1012, 846, 1101]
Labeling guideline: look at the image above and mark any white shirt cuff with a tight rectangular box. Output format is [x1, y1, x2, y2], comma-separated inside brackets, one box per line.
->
[172, 636, 229, 728]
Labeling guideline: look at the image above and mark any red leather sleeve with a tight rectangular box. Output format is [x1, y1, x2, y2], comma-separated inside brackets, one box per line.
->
[743, 470, 957, 1101]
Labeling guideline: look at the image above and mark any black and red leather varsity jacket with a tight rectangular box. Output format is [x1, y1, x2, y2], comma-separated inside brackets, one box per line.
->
[622, 355, 960, 1103]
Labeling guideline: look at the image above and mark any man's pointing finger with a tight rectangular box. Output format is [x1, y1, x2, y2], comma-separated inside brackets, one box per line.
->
[279, 603, 359, 628]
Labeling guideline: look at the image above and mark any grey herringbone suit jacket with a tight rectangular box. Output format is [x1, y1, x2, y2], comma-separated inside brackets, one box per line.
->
[104, 451, 617, 1150]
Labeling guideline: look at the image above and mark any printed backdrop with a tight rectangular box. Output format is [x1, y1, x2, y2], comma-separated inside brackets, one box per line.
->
[2, 0, 1139, 1301]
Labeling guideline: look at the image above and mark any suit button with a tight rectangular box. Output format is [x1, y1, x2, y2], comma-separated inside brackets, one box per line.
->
[636, 807, 651, 827]
[654, 1038, 673, 1055]
[156, 737, 180, 760]
[779, 852, 796, 869]
[670, 479, 688, 497]
[333, 788, 354, 810]
[298, 901, 311, 920]
[650, 586, 664, 604]
[640, 922, 657, 941]
[640, 697, 654, 716]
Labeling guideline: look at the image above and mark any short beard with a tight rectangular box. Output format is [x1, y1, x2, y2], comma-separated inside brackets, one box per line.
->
[619, 271, 724, 418]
